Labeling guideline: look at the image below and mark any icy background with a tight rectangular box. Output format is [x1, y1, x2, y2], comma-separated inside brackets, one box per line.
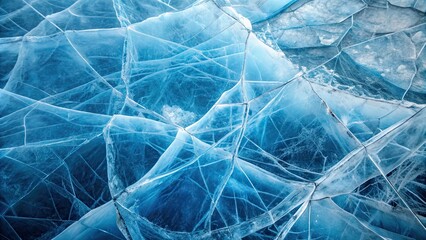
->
[0, 0, 425, 239]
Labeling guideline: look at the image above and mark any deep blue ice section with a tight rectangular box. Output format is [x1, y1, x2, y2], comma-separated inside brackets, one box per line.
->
[0, 0, 425, 239]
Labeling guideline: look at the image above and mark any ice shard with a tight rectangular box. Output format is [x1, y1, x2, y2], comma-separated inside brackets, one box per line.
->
[0, 0, 425, 239]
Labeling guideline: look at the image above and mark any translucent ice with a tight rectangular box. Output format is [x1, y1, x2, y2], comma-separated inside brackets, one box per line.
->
[0, 0, 425, 239]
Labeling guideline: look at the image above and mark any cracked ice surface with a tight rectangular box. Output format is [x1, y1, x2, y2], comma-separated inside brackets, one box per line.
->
[0, 0, 425, 239]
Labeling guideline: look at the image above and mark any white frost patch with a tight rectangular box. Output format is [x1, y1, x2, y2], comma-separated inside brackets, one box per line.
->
[225, 7, 252, 30]
[161, 105, 196, 126]
[340, 115, 349, 127]
[319, 35, 337, 45]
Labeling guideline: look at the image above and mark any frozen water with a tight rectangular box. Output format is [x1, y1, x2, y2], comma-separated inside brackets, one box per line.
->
[0, 0, 425, 239]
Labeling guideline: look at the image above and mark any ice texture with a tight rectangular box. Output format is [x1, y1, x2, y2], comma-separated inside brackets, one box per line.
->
[0, 0, 425, 239]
